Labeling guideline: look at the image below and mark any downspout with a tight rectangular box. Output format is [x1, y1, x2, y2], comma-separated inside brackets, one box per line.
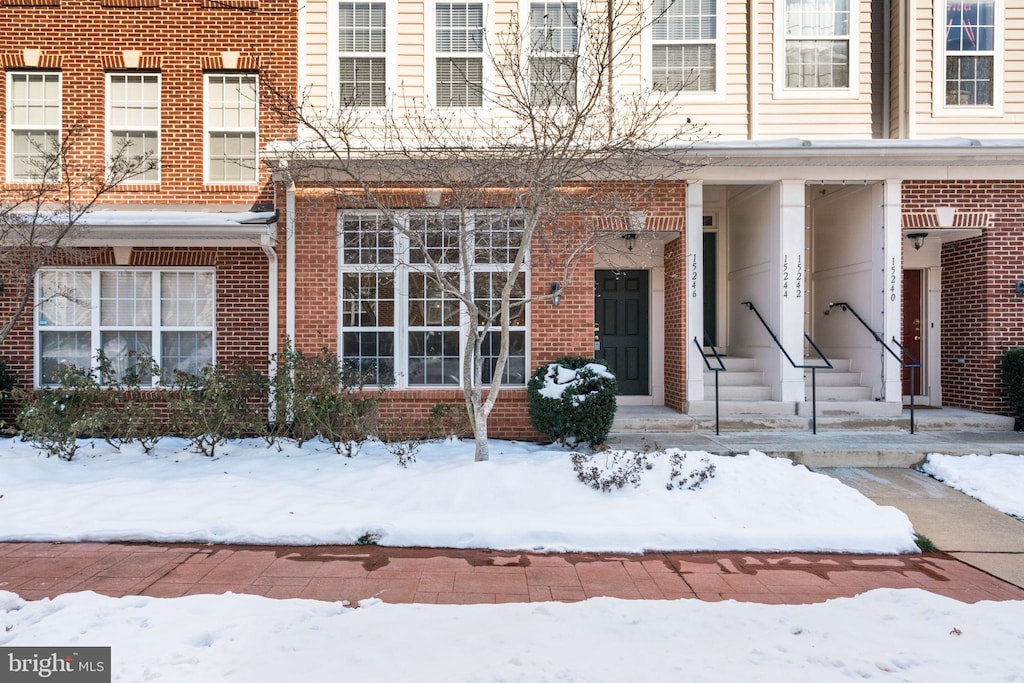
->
[284, 166, 296, 347]
[260, 224, 278, 424]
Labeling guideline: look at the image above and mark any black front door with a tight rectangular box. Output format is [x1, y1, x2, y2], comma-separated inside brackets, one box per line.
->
[594, 270, 649, 395]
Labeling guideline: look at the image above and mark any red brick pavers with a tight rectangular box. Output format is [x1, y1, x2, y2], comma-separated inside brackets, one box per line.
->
[1, 543, 1022, 605]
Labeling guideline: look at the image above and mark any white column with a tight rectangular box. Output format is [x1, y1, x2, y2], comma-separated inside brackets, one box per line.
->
[881, 179, 903, 403]
[685, 180, 706, 405]
[772, 180, 807, 402]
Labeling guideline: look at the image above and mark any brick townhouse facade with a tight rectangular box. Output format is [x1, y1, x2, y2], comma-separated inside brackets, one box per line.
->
[3, 0, 1024, 436]
[0, 0, 296, 421]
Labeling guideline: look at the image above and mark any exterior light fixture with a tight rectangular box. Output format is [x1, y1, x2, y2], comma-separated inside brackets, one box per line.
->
[550, 282, 561, 307]
[622, 233, 637, 251]
[907, 232, 928, 251]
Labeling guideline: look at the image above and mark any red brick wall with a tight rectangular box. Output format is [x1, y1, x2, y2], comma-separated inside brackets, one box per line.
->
[903, 180, 1024, 415]
[0, 246, 269, 381]
[286, 181, 690, 438]
[0, 0, 296, 204]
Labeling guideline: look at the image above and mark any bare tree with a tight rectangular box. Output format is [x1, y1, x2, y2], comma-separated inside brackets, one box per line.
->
[0, 121, 156, 347]
[264, 0, 706, 461]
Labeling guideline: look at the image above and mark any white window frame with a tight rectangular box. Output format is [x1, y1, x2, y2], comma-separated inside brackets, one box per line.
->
[6, 70, 62, 183]
[337, 211, 530, 389]
[773, 0, 860, 99]
[428, 1, 489, 108]
[644, 0, 725, 100]
[329, 0, 397, 111]
[203, 72, 260, 185]
[34, 268, 217, 387]
[932, 0, 1003, 117]
[106, 72, 161, 184]
[526, 0, 581, 107]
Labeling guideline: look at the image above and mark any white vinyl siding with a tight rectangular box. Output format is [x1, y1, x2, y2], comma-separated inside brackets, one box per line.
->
[7, 71, 61, 182]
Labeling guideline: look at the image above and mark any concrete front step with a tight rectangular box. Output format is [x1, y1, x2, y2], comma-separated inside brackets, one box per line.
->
[703, 385, 773, 401]
[686, 400, 799, 417]
[803, 370, 862, 386]
[612, 405, 1015, 434]
[806, 385, 874, 401]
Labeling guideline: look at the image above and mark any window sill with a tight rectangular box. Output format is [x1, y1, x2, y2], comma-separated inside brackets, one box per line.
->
[101, 0, 158, 6]
[111, 183, 162, 192]
[203, 183, 260, 192]
[202, 0, 258, 7]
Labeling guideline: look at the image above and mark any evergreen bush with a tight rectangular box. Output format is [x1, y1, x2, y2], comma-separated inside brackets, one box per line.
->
[16, 364, 104, 460]
[1002, 347, 1024, 430]
[527, 356, 618, 445]
[168, 363, 269, 457]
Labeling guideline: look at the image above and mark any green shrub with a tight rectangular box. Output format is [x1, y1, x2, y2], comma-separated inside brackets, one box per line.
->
[272, 345, 379, 455]
[168, 363, 269, 457]
[0, 359, 16, 400]
[1002, 347, 1024, 430]
[17, 364, 105, 460]
[92, 350, 166, 454]
[527, 356, 618, 445]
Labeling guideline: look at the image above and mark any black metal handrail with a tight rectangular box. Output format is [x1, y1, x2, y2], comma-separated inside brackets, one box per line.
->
[694, 333, 727, 435]
[741, 301, 833, 434]
[825, 301, 922, 434]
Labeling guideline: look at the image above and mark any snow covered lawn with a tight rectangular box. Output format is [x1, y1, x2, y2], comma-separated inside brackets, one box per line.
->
[0, 437, 917, 553]
[3, 588, 1023, 682]
[922, 453, 1024, 519]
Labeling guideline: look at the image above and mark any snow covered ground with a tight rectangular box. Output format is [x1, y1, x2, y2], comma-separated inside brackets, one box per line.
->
[0, 436, 917, 553]
[4, 439, 1024, 681]
[3, 588, 1024, 682]
[923, 453, 1024, 519]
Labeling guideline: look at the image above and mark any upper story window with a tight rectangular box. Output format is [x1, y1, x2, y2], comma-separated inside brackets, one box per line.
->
[435, 2, 484, 107]
[107, 73, 160, 183]
[529, 1, 578, 106]
[204, 73, 259, 184]
[7, 71, 61, 182]
[651, 0, 717, 93]
[339, 1, 387, 107]
[943, 1, 996, 107]
[783, 0, 850, 89]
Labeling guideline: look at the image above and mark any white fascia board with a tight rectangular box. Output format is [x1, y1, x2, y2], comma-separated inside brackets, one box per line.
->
[67, 209, 278, 247]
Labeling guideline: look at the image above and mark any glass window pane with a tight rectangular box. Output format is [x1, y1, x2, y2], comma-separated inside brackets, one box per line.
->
[162, 331, 214, 380]
[38, 271, 92, 327]
[40, 331, 92, 384]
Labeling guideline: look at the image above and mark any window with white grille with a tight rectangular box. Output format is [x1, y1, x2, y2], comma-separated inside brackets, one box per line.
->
[7, 71, 61, 182]
[651, 0, 717, 93]
[107, 73, 160, 182]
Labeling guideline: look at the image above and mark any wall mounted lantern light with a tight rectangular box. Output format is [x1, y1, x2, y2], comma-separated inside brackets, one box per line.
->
[622, 233, 637, 251]
[907, 232, 928, 251]
[550, 282, 561, 307]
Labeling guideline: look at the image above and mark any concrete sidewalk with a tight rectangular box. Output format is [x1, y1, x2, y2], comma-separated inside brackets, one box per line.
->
[2, 542, 1022, 606]
[822, 467, 1024, 590]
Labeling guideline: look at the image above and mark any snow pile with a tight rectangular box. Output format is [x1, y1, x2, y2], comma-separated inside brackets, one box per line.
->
[0, 437, 917, 553]
[3, 589, 1023, 682]
[537, 362, 615, 402]
[922, 453, 1024, 519]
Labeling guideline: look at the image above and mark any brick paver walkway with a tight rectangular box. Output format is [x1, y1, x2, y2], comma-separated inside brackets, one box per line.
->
[2, 542, 1022, 605]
